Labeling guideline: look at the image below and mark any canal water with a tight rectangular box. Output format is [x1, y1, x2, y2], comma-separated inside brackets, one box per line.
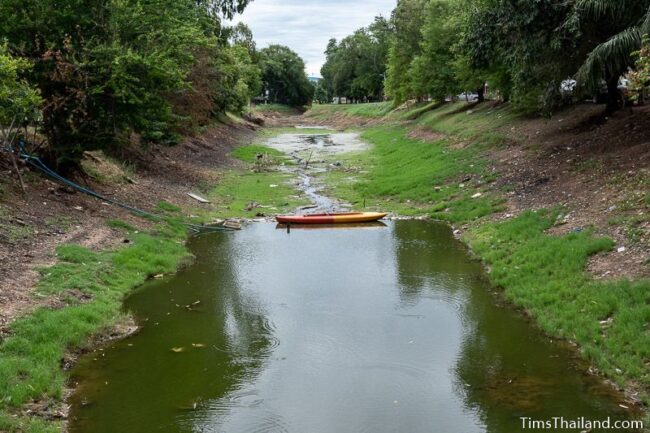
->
[68, 221, 635, 433]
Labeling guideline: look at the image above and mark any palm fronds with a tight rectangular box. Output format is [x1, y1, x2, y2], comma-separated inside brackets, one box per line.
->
[577, 27, 643, 88]
[643, 6, 650, 33]
[575, 0, 626, 19]
[574, 1, 650, 89]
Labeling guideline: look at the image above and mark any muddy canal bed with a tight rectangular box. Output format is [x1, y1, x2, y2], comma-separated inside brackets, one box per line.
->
[266, 131, 367, 213]
[68, 221, 636, 433]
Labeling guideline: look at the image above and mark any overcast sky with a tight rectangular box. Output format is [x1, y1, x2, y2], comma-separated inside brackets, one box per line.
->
[231, 0, 396, 77]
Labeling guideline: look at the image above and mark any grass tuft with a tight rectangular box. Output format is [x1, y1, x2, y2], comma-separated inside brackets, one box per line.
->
[106, 219, 137, 232]
[156, 201, 181, 214]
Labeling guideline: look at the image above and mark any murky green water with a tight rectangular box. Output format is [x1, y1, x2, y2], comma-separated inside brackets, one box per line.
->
[69, 221, 636, 433]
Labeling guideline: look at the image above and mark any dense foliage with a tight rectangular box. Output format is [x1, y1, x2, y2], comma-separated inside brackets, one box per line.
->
[321, 17, 391, 102]
[0, 45, 41, 128]
[0, 0, 311, 170]
[320, 0, 650, 114]
[259, 45, 314, 106]
[0, 45, 42, 187]
[629, 37, 650, 101]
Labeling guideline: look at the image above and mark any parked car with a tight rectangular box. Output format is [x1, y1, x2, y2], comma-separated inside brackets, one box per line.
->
[560, 79, 577, 93]
[560, 79, 577, 103]
[562, 77, 638, 107]
[457, 92, 479, 102]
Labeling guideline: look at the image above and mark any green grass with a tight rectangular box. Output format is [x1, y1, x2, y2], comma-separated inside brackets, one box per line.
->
[465, 210, 650, 394]
[206, 169, 307, 219]
[156, 200, 182, 214]
[257, 126, 335, 138]
[251, 103, 299, 113]
[322, 125, 504, 222]
[0, 221, 190, 432]
[415, 102, 516, 139]
[311, 101, 516, 147]
[309, 102, 393, 119]
[0, 413, 54, 433]
[106, 219, 137, 231]
[231, 144, 286, 163]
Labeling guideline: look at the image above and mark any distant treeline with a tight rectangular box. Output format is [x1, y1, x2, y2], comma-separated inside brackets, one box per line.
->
[0, 0, 313, 170]
[318, 0, 650, 115]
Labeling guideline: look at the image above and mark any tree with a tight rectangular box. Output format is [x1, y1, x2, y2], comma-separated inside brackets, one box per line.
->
[0, 0, 255, 170]
[568, 0, 650, 113]
[409, 0, 460, 102]
[313, 81, 329, 104]
[211, 44, 262, 112]
[320, 38, 340, 101]
[452, 55, 488, 102]
[385, 0, 428, 104]
[0, 45, 41, 191]
[0, 47, 41, 126]
[259, 45, 313, 106]
[320, 16, 391, 102]
[462, 0, 575, 112]
[196, 0, 253, 20]
[228, 22, 259, 63]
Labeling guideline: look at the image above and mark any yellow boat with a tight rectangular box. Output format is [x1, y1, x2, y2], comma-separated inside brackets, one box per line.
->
[276, 212, 388, 224]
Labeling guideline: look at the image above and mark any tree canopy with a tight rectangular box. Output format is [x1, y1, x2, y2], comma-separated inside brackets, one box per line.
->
[321, 16, 391, 102]
[259, 45, 313, 107]
[0, 45, 41, 127]
[320, 0, 650, 114]
[0, 0, 313, 170]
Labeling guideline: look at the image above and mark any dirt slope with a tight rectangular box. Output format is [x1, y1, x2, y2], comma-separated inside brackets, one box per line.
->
[0, 120, 257, 330]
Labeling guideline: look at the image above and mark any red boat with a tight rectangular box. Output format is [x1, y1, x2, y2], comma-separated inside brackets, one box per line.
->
[276, 212, 387, 224]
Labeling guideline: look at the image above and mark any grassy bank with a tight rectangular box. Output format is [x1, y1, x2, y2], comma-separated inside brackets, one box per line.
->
[250, 103, 302, 114]
[203, 132, 312, 219]
[310, 101, 394, 118]
[205, 169, 306, 219]
[466, 211, 650, 390]
[311, 102, 650, 404]
[322, 126, 503, 222]
[0, 219, 189, 432]
[0, 127, 307, 431]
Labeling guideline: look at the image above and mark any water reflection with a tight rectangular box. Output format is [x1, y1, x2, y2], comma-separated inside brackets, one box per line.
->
[69, 234, 274, 433]
[392, 222, 478, 307]
[451, 264, 638, 432]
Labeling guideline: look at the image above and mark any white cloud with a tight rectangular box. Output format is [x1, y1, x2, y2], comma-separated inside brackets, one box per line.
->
[230, 0, 396, 76]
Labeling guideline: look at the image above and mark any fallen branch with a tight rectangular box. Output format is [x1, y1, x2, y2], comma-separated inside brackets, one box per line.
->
[1, 116, 26, 195]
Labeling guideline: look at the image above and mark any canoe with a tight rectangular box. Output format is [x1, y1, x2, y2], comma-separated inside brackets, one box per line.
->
[276, 212, 387, 224]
